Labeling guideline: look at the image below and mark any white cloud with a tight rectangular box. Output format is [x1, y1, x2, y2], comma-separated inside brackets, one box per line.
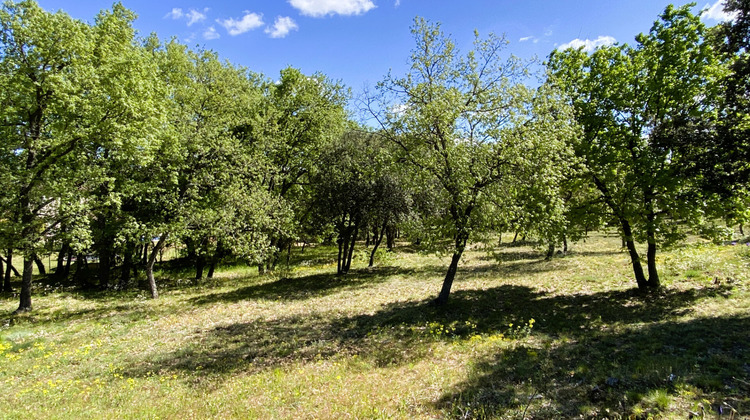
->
[702, 0, 738, 22]
[289, 0, 376, 17]
[395, 0, 401, 6]
[265, 16, 299, 38]
[558, 35, 616, 52]
[165, 8, 184, 20]
[519, 36, 538, 44]
[217, 12, 264, 36]
[185, 9, 208, 26]
[203, 26, 220, 40]
[165, 7, 209, 26]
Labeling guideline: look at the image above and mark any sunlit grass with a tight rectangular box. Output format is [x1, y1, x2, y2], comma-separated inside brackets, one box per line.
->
[1, 233, 749, 418]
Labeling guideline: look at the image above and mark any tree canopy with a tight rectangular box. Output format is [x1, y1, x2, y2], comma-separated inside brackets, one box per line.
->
[0, 1, 747, 312]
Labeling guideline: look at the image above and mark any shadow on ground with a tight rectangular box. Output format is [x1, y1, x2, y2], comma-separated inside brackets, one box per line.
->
[188, 266, 403, 305]
[126, 281, 748, 418]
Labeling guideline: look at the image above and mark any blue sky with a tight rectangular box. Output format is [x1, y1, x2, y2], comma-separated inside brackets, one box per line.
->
[36, 0, 735, 93]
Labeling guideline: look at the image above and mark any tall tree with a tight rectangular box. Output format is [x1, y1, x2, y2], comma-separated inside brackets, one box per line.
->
[238, 67, 349, 272]
[548, 5, 724, 292]
[0, 1, 164, 311]
[703, 0, 750, 233]
[370, 18, 575, 304]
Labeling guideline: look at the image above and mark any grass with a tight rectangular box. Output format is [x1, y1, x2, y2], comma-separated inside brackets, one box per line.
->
[1, 232, 749, 419]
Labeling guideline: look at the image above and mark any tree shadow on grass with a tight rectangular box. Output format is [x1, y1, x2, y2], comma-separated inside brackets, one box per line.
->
[125, 280, 742, 410]
[188, 266, 403, 305]
[436, 314, 750, 418]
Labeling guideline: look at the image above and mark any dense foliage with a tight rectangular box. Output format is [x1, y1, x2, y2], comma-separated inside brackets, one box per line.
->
[0, 1, 747, 312]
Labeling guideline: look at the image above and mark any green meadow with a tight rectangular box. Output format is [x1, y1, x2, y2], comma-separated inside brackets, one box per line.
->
[2, 233, 748, 419]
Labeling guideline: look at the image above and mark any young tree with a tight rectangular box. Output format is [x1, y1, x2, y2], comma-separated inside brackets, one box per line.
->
[369, 18, 575, 304]
[548, 5, 724, 292]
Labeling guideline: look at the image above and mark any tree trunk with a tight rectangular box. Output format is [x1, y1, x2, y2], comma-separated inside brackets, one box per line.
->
[621, 219, 648, 291]
[146, 234, 168, 299]
[64, 249, 73, 277]
[739, 223, 744, 236]
[33, 254, 46, 276]
[74, 253, 91, 289]
[16, 256, 34, 312]
[120, 245, 133, 289]
[386, 225, 396, 251]
[195, 255, 206, 280]
[512, 231, 519, 244]
[5, 250, 20, 277]
[98, 246, 112, 289]
[336, 237, 344, 275]
[0, 258, 3, 291]
[369, 224, 387, 267]
[545, 242, 555, 261]
[207, 260, 216, 279]
[4, 250, 16, 292]
[563, 234, 568, 254]
[644, 195, 660, 290]
[55, 242, 69, 278]
[646, 224, 660, 289]
[345, 223, 359, 272]
[185, 237, 197, 263]
[435, 229, 469, 305]
[140, 243, 149, 266]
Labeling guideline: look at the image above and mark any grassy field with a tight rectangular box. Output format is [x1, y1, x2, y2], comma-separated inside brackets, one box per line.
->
[1, 232, 749, 419]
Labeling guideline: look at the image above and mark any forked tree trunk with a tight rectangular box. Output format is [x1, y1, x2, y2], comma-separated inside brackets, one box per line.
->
[621, 219, 648, 291]
[369, 224, 387, 267]
[145, 234, 168, 299]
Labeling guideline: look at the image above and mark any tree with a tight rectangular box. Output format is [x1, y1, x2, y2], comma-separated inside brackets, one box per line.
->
[0, 1, 164, 311]
[309, 129, 413, 274]
[370, 18, 575, 304]
[123, 40, 290, 298]
[548, 5, 724, 292]
[237, 67, 349, 272]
